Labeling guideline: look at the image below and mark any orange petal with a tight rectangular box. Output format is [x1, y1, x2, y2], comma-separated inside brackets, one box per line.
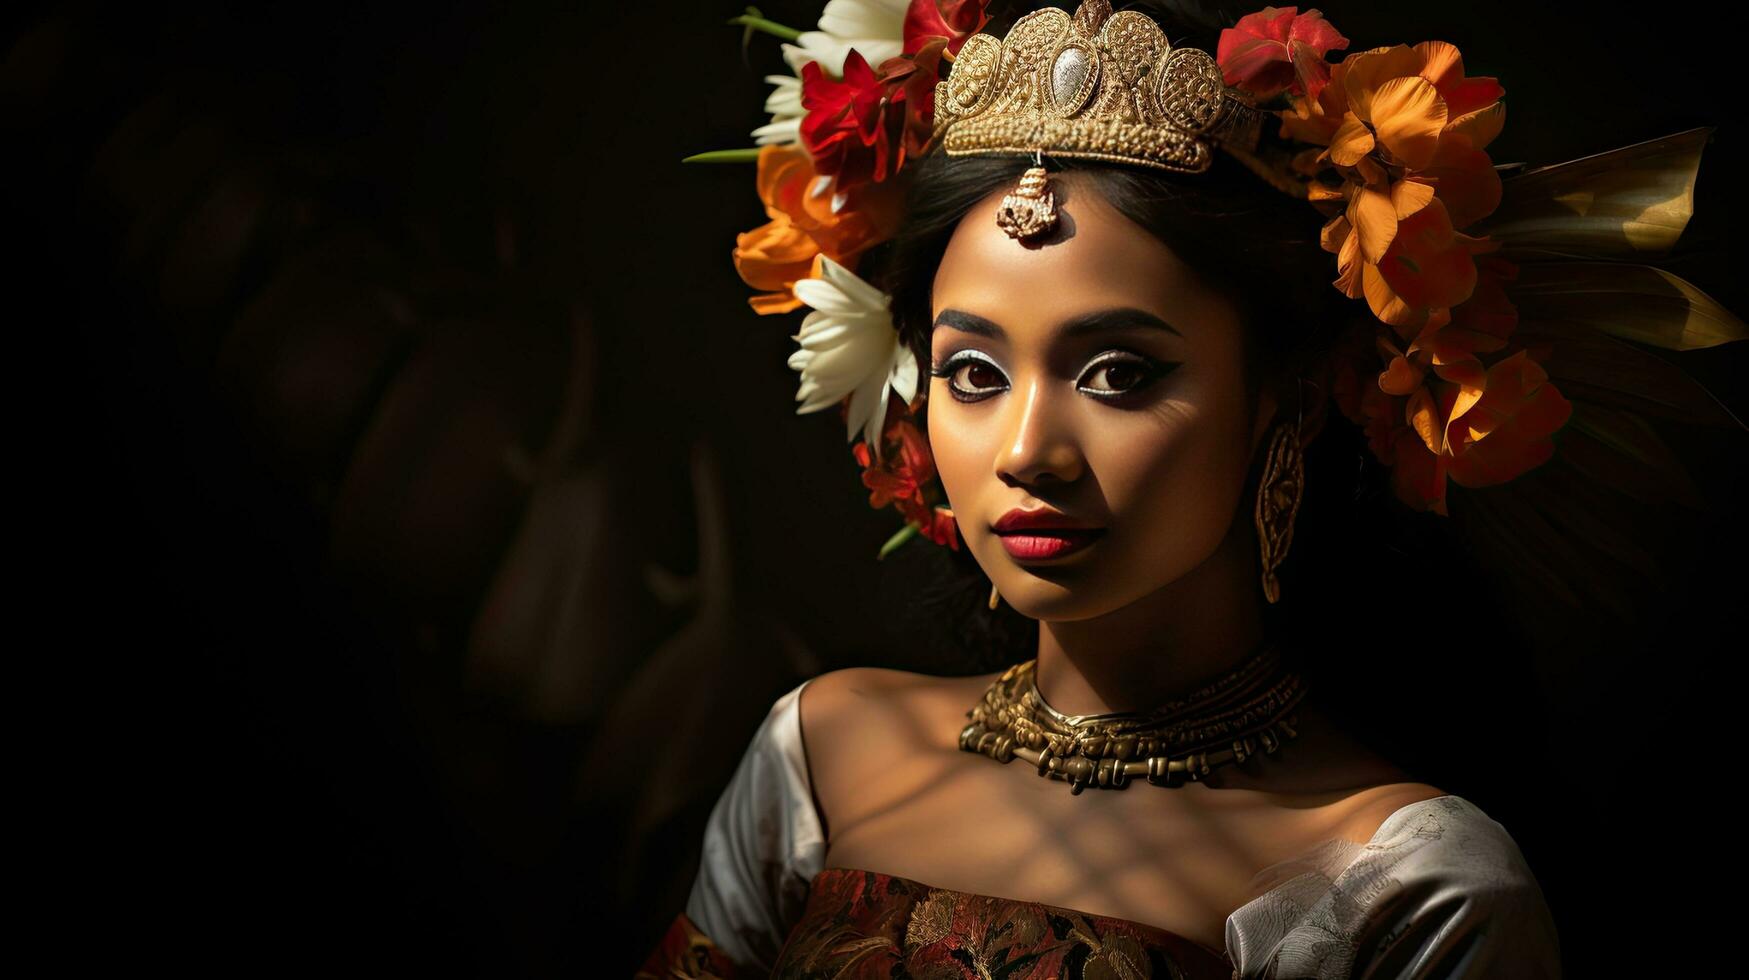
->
[749, 290, 804, 315]
[1367, 76, 1447, 170]
[1413, 40, 1465, 94]
[1427, 351, 1486, 389]
[1421, 133, 1502, 229]
[1444, 100, 1505, 155]
[1378, 355, 1424, 396]
[1405, 385, 1443, 456]
[1378, 198, 1479, 312]
[733, 218, 818, 292]
[1439, 374, 1485, 454]
[1425, 257, 1518, 354]
[1327, 112, 1376, 166]
[1319, 213, 1352, 253]
[1446, 351, 1573, 487]
[1361, 257, 1423, 329]
[1342, 44, 1423, 121]
[1350, 183, 1400, 264]
[1334, 226, 1365, 298]
[1391, 176, 1436, 219]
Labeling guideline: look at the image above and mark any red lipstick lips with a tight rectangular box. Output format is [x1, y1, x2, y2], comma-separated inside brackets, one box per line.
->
[992, 509, 1105, 561]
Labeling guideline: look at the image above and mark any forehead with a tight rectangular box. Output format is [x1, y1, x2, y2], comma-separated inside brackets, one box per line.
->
[931, 173, 1233, 338]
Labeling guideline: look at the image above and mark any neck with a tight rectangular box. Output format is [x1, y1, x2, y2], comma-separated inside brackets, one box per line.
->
[1033, 507, 1268, 716]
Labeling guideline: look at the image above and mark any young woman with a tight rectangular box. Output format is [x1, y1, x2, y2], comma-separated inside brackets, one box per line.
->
[644, 1, 1740, 975]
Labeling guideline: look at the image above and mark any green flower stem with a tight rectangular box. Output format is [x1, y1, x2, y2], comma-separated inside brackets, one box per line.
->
[728, 12, 802, 42]
[877, 522, 921, 560]
[681, 148, 764, 164]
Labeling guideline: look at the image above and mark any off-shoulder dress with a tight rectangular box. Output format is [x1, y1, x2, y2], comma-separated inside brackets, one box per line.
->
[638, 679, 1562, 978]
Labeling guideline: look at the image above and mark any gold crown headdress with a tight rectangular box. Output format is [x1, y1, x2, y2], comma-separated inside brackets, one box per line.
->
[933, 0, 1266, 239]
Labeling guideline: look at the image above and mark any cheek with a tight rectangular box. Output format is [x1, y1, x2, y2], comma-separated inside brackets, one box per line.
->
[925, 383, 983, 507]
[1095, 370, 1256, 543]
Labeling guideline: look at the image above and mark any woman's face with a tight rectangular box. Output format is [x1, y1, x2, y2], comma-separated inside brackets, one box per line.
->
[927, 173, 1278, 621]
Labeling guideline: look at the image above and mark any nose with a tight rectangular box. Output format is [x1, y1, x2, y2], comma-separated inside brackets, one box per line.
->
[995, 371, 1085, 488]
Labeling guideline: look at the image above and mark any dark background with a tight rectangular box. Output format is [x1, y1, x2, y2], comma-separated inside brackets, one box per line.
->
[10, 1, 1744, 975]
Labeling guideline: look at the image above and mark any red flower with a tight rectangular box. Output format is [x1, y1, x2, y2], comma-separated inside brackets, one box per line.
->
[851, 410, 961, 551]
[1217, 6, 1350, 105]
[801, 35, 957, 194]
[852, 416, 935, 510]
[901, 501, 962, 550]
[902, 0, 990, 57]
[802, 50, 903, 190]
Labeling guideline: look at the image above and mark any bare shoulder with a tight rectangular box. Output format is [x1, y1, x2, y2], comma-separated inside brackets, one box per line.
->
[1329, 780, 1453, 845]
[798, 666, 1000, 836]
[798, 666, 995, 756]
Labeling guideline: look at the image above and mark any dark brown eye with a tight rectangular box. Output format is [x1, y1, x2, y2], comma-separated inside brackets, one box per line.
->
[1079, 353, 1171, 399]
[1088, 362, 1144, 391]
[928, 353, 1006, 403]
[961, 362, 1001, 389]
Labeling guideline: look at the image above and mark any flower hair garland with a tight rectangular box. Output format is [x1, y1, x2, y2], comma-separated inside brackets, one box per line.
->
[694, 0, 992, 556]
[690, 2, 1744, 554]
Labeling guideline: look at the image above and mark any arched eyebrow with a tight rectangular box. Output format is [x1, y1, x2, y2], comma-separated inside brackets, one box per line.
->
[932, 307, 1181, 340]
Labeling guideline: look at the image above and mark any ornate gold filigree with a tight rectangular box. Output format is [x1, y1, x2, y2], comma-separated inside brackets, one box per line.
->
[933, 0, 1266, 174]
[995, 165, 1057, 240]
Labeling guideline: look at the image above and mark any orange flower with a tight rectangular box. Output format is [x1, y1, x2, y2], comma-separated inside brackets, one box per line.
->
[1332, 316, 1569, 515]
[1405, 254, 1519, 382]
[1297, 40, 1506, 336]
[733, 143, 902, 314]
[1237, 15, 1561, 517]
[1444, 349, 1572, 489]
[1327, 197, 1498, 332]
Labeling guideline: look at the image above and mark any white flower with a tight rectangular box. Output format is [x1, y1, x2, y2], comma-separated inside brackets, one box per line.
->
[780, 0, 909, 76]
[786, 256, 919, 458]
[751, 74, 802, 146]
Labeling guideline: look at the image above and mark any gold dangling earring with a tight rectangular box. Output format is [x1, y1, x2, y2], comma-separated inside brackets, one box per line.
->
[1254, 418, 1305, 604]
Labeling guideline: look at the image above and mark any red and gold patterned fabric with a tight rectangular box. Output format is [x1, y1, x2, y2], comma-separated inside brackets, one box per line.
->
[772, 867, 1233, 979]
[635, 910, 744, 980]
[640, 867, 1235, 978]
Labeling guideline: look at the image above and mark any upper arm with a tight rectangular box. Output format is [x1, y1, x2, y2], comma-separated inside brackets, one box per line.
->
[1352, 868, 1562, 978]
[1228, 797, 1561, 979]
[1349, 802, 1562, 979]
[682, 680, 825, 973]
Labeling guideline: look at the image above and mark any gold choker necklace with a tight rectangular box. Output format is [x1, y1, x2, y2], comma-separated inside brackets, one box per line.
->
[958, 644, 1308, 794]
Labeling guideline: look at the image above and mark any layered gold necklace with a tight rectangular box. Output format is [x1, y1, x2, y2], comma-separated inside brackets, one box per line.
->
[958, 644, 1308, 794]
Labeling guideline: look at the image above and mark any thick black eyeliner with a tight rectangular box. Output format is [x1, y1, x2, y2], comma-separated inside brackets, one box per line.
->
[929, 351, 1177, 403]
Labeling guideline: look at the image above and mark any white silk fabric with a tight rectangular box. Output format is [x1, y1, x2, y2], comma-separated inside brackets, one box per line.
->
[684, 679, 1562, 977]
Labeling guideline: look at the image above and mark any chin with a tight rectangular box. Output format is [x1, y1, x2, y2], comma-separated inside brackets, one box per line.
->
[982, 533, 1196, 623]
[991, 566, 1129, 622]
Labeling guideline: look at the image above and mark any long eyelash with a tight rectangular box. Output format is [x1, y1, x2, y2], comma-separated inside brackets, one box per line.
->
[1079, 352, 1173, 395]
[930, 351, 1177, 403]
[930, 352, 1005, 403]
